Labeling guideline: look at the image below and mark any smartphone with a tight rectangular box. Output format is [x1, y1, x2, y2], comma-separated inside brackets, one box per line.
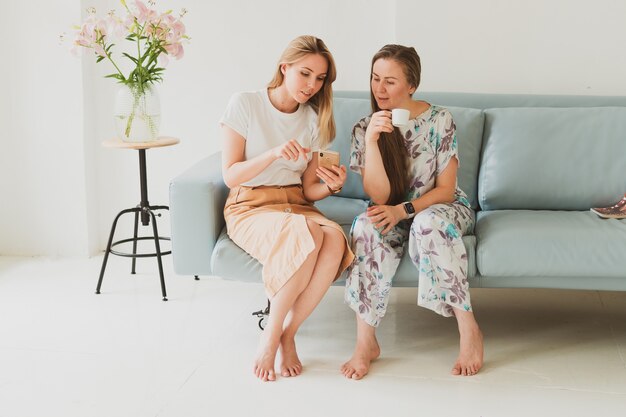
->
[317, 150, 340, 170]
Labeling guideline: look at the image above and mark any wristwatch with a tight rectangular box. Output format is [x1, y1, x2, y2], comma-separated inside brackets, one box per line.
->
[403, 201, 416, 219]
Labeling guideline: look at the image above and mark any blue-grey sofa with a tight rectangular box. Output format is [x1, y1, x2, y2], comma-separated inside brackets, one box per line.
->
[169, 91, 626, 291]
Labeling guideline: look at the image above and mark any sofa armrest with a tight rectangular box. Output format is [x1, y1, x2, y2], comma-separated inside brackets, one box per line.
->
[169, 152, 229, 276]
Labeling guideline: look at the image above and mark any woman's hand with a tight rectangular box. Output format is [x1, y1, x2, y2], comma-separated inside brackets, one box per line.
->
[272, 139, 310, 161]
[364, 110, 393, 144]
[316, 165, 347, 193]
[367, 204, 405, 234]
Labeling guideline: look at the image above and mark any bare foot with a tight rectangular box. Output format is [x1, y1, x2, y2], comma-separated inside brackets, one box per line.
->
[451, 325, 483, 376]
[341, 337, 381, 380]
[279, 335, 302, 377]
[254, 330, 280, 382]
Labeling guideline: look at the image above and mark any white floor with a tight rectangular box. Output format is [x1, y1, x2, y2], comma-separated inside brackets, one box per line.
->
[1, 255, 626, 417]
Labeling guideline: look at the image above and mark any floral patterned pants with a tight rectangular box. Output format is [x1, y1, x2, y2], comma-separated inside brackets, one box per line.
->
[345, 202, 475, 327]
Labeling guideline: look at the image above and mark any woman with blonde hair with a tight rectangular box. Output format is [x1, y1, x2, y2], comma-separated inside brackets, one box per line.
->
[221, 35, 354, 382]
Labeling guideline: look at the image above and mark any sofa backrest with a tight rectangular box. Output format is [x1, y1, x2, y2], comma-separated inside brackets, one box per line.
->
[328, 98, 371, 200]
[331, 96, 485, 209]
[334, 91, 626, 211]
[480, 107, 626, 210]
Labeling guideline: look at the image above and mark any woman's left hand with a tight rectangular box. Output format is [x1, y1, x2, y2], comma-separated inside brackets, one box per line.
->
[367, 204, 405, 234]
[316, 165, 347, 193]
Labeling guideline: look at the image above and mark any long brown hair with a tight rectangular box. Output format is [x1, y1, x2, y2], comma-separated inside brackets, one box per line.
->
[370, 45, 422, 205]
[268, 35, 337, 148]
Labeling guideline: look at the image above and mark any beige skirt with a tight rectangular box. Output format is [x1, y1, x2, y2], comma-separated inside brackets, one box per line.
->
[224, 184, 354, 297]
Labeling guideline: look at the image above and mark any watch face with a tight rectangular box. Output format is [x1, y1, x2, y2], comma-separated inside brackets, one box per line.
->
[404, 202, 415, 215]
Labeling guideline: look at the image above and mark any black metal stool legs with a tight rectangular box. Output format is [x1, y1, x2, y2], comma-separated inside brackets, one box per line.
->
[148, 208, 168, 301]
[95, 205, 171, 301]
[95, 147, 172, 301]
[96, 207, 138, 295]
[131, 209, 140, 274]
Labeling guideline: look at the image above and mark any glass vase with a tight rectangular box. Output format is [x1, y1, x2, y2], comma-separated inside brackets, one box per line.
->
[114, 84, 161, 142]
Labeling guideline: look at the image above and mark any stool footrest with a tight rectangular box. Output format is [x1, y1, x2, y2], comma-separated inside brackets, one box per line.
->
[110, 236, 172, 258]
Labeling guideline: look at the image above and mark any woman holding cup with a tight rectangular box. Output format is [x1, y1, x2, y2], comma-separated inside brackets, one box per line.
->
[341, 44, 484, 379]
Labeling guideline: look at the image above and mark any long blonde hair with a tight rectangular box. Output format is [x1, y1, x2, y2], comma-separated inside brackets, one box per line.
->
[268, 35, 337, 148]
[370, 44, 422, 205]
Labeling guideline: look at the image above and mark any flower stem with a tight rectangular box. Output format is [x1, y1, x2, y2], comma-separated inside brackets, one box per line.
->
[98, 37, 126, 81]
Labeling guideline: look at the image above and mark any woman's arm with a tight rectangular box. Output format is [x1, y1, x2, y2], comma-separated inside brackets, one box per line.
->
[368, 158, 459, 234]
[221, 126, 276, 188]
[221, 125, 310, 188]
[361, 111, 393, 204]
[406, 157, 458, 213]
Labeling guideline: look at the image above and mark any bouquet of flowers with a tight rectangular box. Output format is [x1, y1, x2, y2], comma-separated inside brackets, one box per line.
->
[67, 0, 189, 141]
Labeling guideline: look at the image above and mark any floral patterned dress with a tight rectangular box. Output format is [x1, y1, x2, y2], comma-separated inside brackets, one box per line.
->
[345, 105, 475, 326]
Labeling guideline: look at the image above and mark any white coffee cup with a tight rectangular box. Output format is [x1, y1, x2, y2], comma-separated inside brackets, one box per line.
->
[391, 108, 410, 127]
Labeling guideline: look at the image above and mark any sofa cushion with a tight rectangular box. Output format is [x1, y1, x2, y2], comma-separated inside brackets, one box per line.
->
[445, 106, 484, 209]
[213, 195, 477, 285]
[475, 210, 626, 278]
[480, 107, 626, 210]
[212, 227, 477, 284]
[314, 195, 368, 226]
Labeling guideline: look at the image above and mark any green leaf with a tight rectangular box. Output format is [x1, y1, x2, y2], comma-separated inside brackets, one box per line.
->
[105, 74, 125, 81]
[122, 53, 139, 64]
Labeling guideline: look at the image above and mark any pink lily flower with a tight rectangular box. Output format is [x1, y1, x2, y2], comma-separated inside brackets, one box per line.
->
[93, 44, 107, 57]
[65, 0, 190, 86]
[134, 0, 157, 24]
[165, 42, 184, 60]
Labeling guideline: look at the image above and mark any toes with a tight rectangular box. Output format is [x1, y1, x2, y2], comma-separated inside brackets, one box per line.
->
[451, 365, 461, 375]
[256, 368, 276, 382]
[280, 364, 301, 377]
[351, 371, 364, 380]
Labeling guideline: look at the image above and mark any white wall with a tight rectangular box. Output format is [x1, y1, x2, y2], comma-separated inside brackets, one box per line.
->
[0, 0, 90, 257]
[2, 0, 626, 256]
[396, 0, 626, 95]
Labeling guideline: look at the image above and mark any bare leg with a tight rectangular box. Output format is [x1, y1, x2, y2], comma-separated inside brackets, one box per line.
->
[341, 313, 380, 380]
[254, 220, 323, 382]
[451, 308, 483, 376]
[279, 226, 345, 377]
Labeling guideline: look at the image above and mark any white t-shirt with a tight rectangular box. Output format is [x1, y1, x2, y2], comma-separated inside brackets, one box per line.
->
[220, 89, 320, 187]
